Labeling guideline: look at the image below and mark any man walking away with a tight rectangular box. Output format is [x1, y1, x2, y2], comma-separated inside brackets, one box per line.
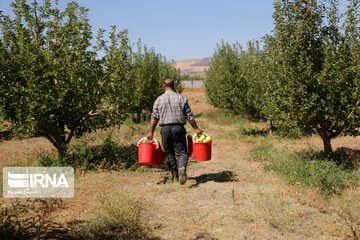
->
[147, 79, 202, 184]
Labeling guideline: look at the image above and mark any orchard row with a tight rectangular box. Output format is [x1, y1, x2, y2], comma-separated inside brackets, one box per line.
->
[205, 0, 360, 155]
[0, 0, 182, 156]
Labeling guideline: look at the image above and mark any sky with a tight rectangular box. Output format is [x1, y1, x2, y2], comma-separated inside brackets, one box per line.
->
[0, 0, 350, 61]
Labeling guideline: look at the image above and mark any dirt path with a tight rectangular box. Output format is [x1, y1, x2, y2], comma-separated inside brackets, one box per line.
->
[134, 89, 325, 240]
[54, 89, 345, 240]
[0, 89, 354, 239]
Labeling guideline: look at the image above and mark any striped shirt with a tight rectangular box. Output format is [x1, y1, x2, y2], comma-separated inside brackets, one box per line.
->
[151, 90, 195, 126]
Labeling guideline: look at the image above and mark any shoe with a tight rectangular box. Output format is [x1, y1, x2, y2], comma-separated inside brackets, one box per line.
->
[171, 168, 179, 182]
[178, 167, 187, 185]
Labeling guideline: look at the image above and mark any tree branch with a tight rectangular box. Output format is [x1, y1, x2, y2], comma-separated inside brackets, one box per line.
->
[88, 104, 110, 116]
[53, 0, 58, 85]
[78, 104, 110, 126]
[66, 128, 75, 145]
[43, 134, 57, 148]
[346, 100, 359, 119]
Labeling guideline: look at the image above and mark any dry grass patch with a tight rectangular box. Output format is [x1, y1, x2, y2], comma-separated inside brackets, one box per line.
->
[156, 181, 185, 193]
[249, 187, 315, 233]
[331, 193, 360, 240]
[74, 189, 158, 240]
[0, 198, 78, 240]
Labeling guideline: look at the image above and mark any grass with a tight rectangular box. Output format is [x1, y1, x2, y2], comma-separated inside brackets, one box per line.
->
[204, 109, 278, 143]
[250, 144, 360, 196]
[75, 190, 157, 240]
[193, 232, 220, 240]
[38, 137, 141, 171]
[249, 144, 277, 162]
[204, 108, 257, 128]
[250, 187, 312, 232]
[156, 182, 184, 193]
[331, 193, 360, 239]
[0, 116, 11, 133]
[89, 190, 141, 232]
[0, 199, 69, 240]
[0, 192, 156, 240]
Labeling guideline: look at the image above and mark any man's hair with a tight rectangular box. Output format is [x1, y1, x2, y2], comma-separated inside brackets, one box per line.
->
[163, 79, 174, 88]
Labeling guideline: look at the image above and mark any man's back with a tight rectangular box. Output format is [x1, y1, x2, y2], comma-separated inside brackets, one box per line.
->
[151, 90, 194, 126]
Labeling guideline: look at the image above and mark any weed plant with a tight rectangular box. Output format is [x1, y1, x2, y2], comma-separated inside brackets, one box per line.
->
[250, 145, 359, 195]
[74, 190, 156, 240]
[331, 194, 360, 240]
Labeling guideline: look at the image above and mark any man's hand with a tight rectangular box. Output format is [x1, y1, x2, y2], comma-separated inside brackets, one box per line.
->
[147, 118, 158, 140]
[147, 132, 153, 140]
[194, 128, 202, 135]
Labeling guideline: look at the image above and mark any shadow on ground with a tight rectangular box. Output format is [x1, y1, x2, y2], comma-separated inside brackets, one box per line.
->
[241, 128, 268, 137]
[39, 140, 141, 171]
[332, 147, 360, 170]
[296, 147, 360, 170]
[156, 175, 172, 185]
[0, 130, 11, 142]
[188, 171, 238, 188]
[69, 220, 162, 240]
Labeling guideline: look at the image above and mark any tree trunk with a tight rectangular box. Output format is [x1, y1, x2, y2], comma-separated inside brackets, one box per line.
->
[56, 142, 67, 159]
[267, 120, 274, 135]
[43, 130, 68, 159]
[136, 110, 142, 124]
[316, 126, 333, 156]
[55, 135, 68, 159]
[321, 135, 332, 156]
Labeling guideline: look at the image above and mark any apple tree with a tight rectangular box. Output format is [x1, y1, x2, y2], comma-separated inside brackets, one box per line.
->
[265, 0, 360, 154]
[130, 42, 181, 123]
[0, 0, 132, 157]
[205, 41, 249, 115]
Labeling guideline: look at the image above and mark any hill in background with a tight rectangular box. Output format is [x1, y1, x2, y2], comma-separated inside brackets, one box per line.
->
[174, 57, 210, 76]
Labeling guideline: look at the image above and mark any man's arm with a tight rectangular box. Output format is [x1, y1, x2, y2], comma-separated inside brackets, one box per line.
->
[148, 98, 160, 140]
[147, 118, 158, 140]
[184, 100, 202, 135]
[189, 119, 202, 135]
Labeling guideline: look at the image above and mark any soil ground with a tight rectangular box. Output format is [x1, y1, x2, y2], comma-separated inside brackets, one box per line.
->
[1, 88, 359, 239]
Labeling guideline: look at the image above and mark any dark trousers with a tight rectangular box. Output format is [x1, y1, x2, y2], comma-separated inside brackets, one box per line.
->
[160, 124, 188, 170]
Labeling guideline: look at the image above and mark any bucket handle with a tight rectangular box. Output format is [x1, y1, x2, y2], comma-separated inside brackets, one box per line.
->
[192, 132, 210, 142]
[137, 137, 159, 148]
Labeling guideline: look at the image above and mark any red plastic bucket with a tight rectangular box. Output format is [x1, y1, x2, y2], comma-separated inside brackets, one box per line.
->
[137, 137, 164, 166]
[191, 133, 212, 161]
[193, 141, 212, 161]
[187, 135, 197, 157]
[154, 142, 165, 165]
